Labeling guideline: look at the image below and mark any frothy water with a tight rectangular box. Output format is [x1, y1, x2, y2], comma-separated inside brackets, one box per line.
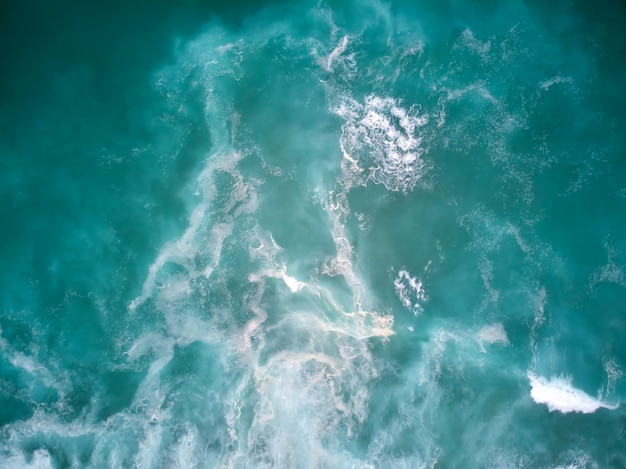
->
[528, 373, 619, 414]
[334, 94, 430, 193]
[2, 0, 626, 467]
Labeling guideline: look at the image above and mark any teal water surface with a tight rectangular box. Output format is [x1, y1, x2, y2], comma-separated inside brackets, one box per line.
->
[2, 0, 626, 467]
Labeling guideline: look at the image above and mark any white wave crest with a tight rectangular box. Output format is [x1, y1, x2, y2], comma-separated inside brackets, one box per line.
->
[528, 373, 619, 414]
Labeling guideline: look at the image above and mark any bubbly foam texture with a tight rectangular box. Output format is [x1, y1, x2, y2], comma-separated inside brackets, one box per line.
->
[394, 269, 427, 315]
[603, 358, 624, 394]
[333, 94, 429, 193]
[528, 373, 619, 413]
[477, 323, 509, 351]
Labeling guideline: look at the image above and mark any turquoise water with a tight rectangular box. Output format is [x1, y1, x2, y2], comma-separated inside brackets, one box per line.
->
[2, 0, 626, 467]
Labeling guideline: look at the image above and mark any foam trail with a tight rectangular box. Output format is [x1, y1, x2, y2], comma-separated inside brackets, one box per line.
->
[317, 187, 395, 339]
[539, 75, 574, 90]
[326, 35, 349, 72]
[128, 150, 247, 312]
[528, 373, 619, 413]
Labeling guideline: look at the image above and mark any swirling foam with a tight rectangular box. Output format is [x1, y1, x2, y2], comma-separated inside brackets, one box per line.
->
[393, 269, 427, 315]
[333, 94, 429, 193]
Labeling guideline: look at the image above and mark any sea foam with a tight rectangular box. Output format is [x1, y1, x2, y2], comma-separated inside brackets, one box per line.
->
[333, 94, 429, 193]
[393, 269, 427, 315]
[528, 373, 619, 414]
[477, 323, 509, 352]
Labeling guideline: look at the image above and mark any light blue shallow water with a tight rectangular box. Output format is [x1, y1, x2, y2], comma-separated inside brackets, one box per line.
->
[2, 0, 626, 467]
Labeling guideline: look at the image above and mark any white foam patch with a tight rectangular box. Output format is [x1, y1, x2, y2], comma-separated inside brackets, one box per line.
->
[477, 323, 509, 352]
[333, 94, 429, 193]
[252, 263, 308, 294]
[604, 358, 624, 394]
[528, 373, 619, 413]
[539, 75, 574, 90]
[282, 273, 306, 293]
[590, 240, 626, 287]
[326, 35, 349, 72]
[393, 269, 427, 315]
[455, 28, 492, 61]
[3, 448, 54, 469]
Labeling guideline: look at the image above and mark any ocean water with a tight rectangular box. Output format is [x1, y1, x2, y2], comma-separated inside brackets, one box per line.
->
[1, 0, 626, 467]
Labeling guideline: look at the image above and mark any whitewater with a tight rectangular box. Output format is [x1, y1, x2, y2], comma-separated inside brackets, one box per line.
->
[1, 0, 625, 467]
